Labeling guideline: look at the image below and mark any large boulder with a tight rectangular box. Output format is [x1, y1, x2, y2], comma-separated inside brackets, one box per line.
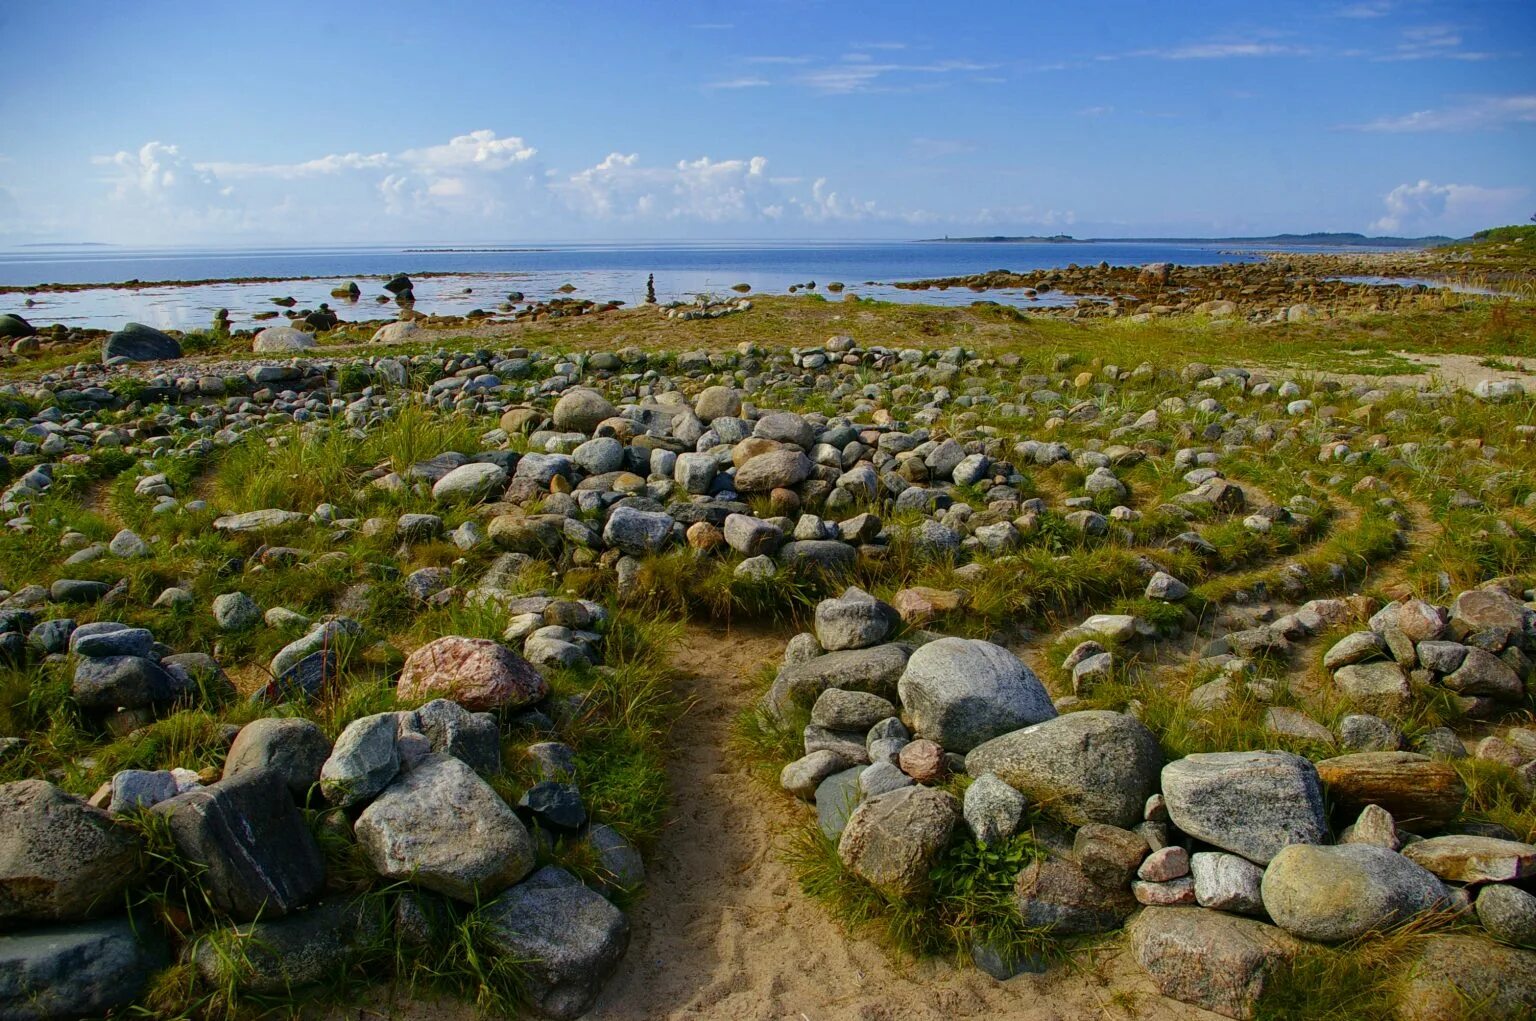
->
[402, 699, 502, 775]
[355, 754, 534, 902]
[552, 388, 616, 434]
[213, 508, 306, 533]
[1127, 906, 1303, 1020]
[694, 385, 742, 422]
[813, 587, 898, 652]
[0, 917, 167, 1020]
[71, 655, 178, 712]
[837, 786, 958, 898]
[1450, 587, 1533, 643]
[397, 636, 547, 711]
[964, 710, 1161, 827]
[1161, 751, 1328, 864]
[897, 637, 1056, 753]
[101, 321, 181, 363]
[1313, 752, 1466, 829]
[0, 780, 140, 924]
[222, 717, 331, 799]
[155, 766, 326, 920]
[479, 866, 630, 1020]
[1260, 843, 1449, 942]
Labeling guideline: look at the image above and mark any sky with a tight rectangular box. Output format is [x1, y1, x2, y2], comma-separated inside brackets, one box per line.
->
[0, 0, 1533, 245]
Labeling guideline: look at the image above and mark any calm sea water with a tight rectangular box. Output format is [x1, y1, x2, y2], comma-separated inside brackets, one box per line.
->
[0, 240, 1412, 331]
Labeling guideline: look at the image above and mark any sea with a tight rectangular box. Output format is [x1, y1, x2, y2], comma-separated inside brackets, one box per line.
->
[0, 239, 1422, 332]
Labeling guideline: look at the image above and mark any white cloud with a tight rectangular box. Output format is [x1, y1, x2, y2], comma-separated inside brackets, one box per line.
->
[705, 77, 770, 89]
[1371, 179, 1528, 233]
[909, 137, 977, 159]
[794, 58, 993, 94]
[1349, 94, 1536, 131]
[1337, 1, 1395, 17]
[91, 141, 246, 233]
[1128, 41, 1306, 60]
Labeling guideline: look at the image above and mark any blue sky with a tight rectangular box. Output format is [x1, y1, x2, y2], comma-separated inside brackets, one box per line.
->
[1, 0, 1532, 244]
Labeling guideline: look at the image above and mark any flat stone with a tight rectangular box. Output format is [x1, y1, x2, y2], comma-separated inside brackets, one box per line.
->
[1261, 843, 1448, 943]
[0, 916, 167, 1019]
[1313, 751, 1466, 829]
[1401, 834, 1536, 884]
[837, 786, 957, 897]
[1392, 933, 1536, 1021]
[0, 780, 140, 924]
[1162, 751, 1327, 865]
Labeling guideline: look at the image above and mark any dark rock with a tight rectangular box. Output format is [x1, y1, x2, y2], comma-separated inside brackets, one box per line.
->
[0, 916, 167, 1020]
[101, 322, 182, 363]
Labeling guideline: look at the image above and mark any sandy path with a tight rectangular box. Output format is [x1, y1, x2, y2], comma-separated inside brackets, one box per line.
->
[584, 622, 1209, 1021]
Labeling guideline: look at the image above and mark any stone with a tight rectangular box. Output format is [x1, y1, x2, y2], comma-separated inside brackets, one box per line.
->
[586, 823, 645, 893]
[70, 624, 153, 659]
[1261, 843, 1449, 942]
[963, 772, 1026, 845]
[813, 587, 897, 652]
[965, 710, 1161, 828]
[1451, 587, 1532, 641]
[0, 780, 140, 924]
[71, 655, 177, 712]
[814, 766, 864, 841]
[1401, 834, 1536, 884]
[252, 325, 316, 352]
[108, 529, 151, 558]
[1144, 571, 1190, 601]
[1139, 846, 1191, 882]
[552, 387, 617, 433]
[602, 505, 675, 556]
[1162, 751, 1328, 864]
[1392, 933, 1536, 1021]
[212, 508, 306, 533]
[1338, 713, 1403, 752]
[192, 896, 383, 995]
[1263, 706, 1334, 745]
[781, 750, 852, 800]
[1442, 647, 1523, 700]
[155, 766, 326, 920]
[897, 637, 1056, 753]
[398, 636, 547, 711]
[860, 761, 913, 797]
[320, 713, 401, 807]
[765, 644, 910, 716]
[108, 769, 179, 813]
[356, 754, 534, 902]
[223, 717, 331, 799]
[694, 385, 742, 422]
[810, 688, 896, 732]
[212, 591, 262, 631]
[837, 786, 958, 897]
[1073, 823, 1150, 888]
[1476, 883, 1536, 947]
[102, 321, 181, 362]
[1134, 876, 1197, 906]
[432, 462, 508, 503]
[722, 513, 781, 557]
[1313, 751, 1466, 829]
[1127, 906, 1302, 1021]
[1340, 803, 1400, 850]
[897, 739, 946, 782]
[735, 449, 812, 492]
[403, 699, 502, 775]
[479, 866, 630, 1021]
[1191, 851, 1266, 916]
[1332, 660, 1410, 705]
[1013, 857, 1135, 935]
[0, 917, 166, 1019]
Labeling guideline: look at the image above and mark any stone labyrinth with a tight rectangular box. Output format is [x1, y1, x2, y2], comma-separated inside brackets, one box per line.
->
[0, 317, 1534, 1020]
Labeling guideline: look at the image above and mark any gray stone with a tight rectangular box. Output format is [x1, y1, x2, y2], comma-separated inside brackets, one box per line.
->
[213, 508, 306, 533]
[403, 699, 501, 774]
[192, 896, 384, 995]
[814, 766, 863, 841]
[102, 321, 181, 362]
[223, 717, 331, 799]
[1476, 884, 1536, 947]
[1191, 851, 1266, 916]
[108, 769, 179, 813]
[252, 325, 316, 353]
[1323, 631, 1386, 670]
[602, 505, 674, 556]
[71, 655, 177, 711]
[813, 587, 897, 652]
[0, 780, 140, 924]
[781, 750, 852, 800]
[897, 637, 1056, 753]
[765, 644, 910, 716]
[155, 766, 326, 920]
[1333, 660, 1411, 704]
[479, 866, 630, 1021]
[432, 462, 508, 503]
[1261, 843, 1449, 942]
[1013, 857, 1135, 935]
[722, 513, 782, 556]
[1442, 647, 1523, 700]
[1162, 751, 1328, 864]
[355, 754, 534, 902]
[1393, 933, 1536, 1021]
[0, 916, 166, 1020]
[586, 823, 645, 893]
[212, 591, 262, 631]
[1338, 713, 1403, 752]
[552, 388, 617, 433]
[1401, 834, 1536, 884]
[320, 713, 402, 807]
[965, 710, 1161, 828]
[963, 772, 1026, 845]
[810, 688, 896, 732]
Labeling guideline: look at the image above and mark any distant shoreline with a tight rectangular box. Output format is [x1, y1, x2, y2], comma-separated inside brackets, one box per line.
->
[919, 232, 1451, 248]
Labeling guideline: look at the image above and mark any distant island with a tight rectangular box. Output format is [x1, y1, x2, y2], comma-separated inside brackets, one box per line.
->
[920, 232, 1454, 247]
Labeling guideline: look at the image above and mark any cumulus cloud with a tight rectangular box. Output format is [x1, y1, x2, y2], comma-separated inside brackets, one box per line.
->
[1370, 179, 1528, 233]
[84, 130, 905, 238]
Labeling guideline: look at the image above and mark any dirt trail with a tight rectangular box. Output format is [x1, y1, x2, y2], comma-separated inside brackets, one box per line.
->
[584, 622, 1207, 1021]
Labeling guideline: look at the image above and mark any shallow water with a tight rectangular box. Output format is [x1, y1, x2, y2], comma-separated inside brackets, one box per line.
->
[2, 240, 1415, 331]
